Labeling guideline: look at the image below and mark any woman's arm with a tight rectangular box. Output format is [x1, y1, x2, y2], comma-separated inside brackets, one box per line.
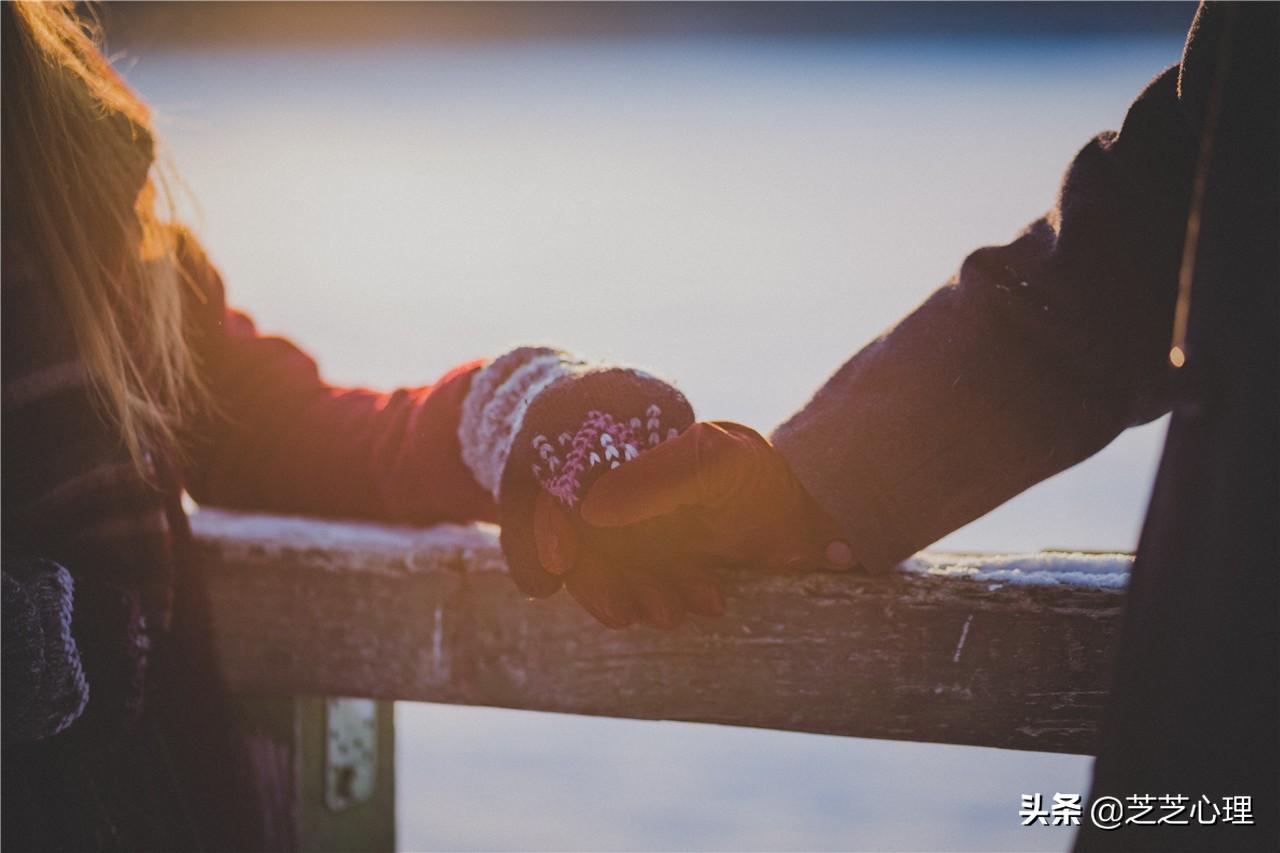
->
[176, 239, 713, 626]
[177, 232, 496, 525]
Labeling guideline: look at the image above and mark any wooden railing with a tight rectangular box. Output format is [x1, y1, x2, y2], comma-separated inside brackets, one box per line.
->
[190, 508, 1129, 851]
[191, 508, 1128, 752]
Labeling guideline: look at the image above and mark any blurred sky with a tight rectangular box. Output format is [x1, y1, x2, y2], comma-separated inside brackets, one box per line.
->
[104, 1, 1195, 48]
[108, 3, 1194, 850]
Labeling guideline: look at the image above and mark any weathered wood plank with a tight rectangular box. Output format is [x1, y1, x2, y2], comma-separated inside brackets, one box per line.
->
[191, 509, 1128, 755]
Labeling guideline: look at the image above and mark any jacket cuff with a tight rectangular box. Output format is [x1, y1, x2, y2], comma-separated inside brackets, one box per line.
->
[457, 347, 587, 500]
[458, 347, 694, 509]
[772, 422, 917, 575]
[1, 559, 89, 746]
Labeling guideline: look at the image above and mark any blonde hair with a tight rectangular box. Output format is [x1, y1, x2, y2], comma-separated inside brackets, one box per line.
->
[3, 0, 205, 473]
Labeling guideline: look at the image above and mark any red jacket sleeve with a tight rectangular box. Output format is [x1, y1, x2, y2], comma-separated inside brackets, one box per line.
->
[176, 232, 497, 525]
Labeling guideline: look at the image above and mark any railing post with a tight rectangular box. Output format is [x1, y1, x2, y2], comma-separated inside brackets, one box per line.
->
[230, 695, 396, 852]
[299, 697, 396, 853]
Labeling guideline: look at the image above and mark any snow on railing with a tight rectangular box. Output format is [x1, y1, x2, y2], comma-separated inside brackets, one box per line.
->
[903, 552, 1131, 590]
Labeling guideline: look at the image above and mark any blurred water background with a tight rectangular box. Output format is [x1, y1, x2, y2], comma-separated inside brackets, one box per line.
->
[110, 3, 1193, 850]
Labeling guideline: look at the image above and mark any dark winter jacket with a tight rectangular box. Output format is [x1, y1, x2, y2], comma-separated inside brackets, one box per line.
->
[774, 3, 1277, 849]
[1, 225, 496, 850]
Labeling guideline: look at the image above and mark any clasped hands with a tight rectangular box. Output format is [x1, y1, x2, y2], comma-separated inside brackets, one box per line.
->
[530, 421, 856, 629]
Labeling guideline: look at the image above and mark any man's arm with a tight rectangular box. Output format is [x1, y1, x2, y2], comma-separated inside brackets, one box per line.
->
[772, 59, 1202, 571]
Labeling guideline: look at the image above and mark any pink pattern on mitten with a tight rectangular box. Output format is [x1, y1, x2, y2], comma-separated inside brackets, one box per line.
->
[530, 404, 679, 507]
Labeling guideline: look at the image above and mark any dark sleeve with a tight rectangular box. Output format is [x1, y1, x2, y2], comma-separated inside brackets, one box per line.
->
[772, 39, 1209, 571]
[2, 558, 88, 746]
[176, 233, 497, 525]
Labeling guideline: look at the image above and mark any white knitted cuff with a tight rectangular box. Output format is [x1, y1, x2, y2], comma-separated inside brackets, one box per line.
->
[458, 348, 587, 499]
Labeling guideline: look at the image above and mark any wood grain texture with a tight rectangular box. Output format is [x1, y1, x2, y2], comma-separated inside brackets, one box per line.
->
[191, 509, 1125, 755]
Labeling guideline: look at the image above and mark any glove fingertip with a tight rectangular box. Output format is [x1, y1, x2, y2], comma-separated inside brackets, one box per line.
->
[568, 584, 636, 630]
[632, 584, 684, 630]
[565, 561, 641, 629]
[823, 539, 856, 571]
[645, 607, 684, 631]
[674, 570, 726, 618]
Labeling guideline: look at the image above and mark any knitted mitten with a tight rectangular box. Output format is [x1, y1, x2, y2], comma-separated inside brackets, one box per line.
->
[458, 347, 700, 617]
[1, 558, 90, 746]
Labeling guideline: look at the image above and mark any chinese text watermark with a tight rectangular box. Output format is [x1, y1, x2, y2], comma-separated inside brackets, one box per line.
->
[1019, 794, 1253, 830]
